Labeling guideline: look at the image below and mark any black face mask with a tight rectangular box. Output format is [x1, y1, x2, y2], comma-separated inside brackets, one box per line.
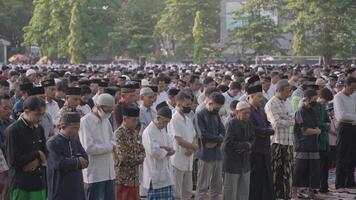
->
[211, 109, 219, 115]
[182, 106, 191, 114]
[309, 101, 317, 107]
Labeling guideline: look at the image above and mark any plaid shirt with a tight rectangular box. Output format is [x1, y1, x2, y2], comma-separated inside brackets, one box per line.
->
[265, 96, 294, 146]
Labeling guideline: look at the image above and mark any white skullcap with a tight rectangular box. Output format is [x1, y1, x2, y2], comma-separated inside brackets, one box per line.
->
[26, 69, 37, 77]
[95, 93, 115, 107]
[207, 72, 215, 78]
[257, 67, 264, 72]
[236, 101, 250, 111]
[225, 71, 232, 76]
[141, 79, 150, 86]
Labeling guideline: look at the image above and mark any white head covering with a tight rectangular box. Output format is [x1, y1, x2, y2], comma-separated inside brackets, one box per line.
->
[236, 101, 250, 111]
[95, 93, 115, 107]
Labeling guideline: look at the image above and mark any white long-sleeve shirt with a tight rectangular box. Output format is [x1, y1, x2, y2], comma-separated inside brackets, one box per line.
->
[142, 122, 174, 189]
[79, 112, 116, 183]
[334, 91, 356, 125]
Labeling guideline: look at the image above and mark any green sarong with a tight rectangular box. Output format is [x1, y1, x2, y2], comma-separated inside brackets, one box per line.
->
[11, 188, 46, 200]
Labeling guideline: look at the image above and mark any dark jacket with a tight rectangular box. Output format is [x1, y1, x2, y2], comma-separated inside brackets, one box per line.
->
[194, 108, 225, 161]
[294, 105, 319, 152]
[47, 134, 88, 200]
[249, 106, 274, 154]
[223, 118, 255, 174]
[5, 117, 48, 191]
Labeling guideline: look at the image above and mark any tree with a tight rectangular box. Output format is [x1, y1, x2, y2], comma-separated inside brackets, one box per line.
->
[229, 0, 285, 56]
[109, 0, 164, 58]
[192, 11, 204, 64]
[155, 0, 220, 59]
[68, 0, 84, 64]
[284, 0, 356, 62]
[0, 0, 33, 53]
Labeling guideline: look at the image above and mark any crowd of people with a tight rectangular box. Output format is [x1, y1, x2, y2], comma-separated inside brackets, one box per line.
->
[0, 62, 354, 200]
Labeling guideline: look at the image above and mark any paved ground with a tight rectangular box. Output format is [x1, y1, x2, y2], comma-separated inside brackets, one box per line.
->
[141, 169, 356, 199]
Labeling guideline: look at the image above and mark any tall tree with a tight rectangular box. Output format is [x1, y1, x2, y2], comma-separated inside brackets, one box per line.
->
[229, 0, 284, 56]
[68, 0, 84, 64]
[155, 0, 219, 59]
[109, 0, 164, 58]
[192, 11, 204, 64]
[285, 0, 356, 63]
[0, 0, 33, 52]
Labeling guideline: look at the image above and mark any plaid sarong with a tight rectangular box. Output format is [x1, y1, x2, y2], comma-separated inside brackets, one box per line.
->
[147, 183, 174, 200]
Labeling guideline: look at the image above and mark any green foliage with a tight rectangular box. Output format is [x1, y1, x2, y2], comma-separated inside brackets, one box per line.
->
[284, 0, 356, 62]
[156, 0, 220, 59]
[0, 0, 33, 51]
[109, 0, 165, 58]
[229, 0, 285, 56]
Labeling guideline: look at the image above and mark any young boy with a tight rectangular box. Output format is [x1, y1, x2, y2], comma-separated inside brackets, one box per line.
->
[47, 112, 88, 200]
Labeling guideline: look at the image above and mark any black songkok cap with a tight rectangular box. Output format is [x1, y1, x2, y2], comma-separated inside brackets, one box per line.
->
[66, 87, 81, 95]
[28, 87, 45, 96]
[157, 106, 172, 119]
[123, 106, 140, 117]
[246, 85, 262, 95]
[41, 79, 56, 87]
[156, 101, 169, 111]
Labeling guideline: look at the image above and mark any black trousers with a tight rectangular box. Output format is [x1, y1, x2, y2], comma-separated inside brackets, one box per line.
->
[335, 123, 356, 189]
[319, 151, 329, 191]
[249, 153, 274, 200]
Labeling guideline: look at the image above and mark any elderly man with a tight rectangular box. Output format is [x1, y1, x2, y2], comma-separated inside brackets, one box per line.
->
[42, 79, 60, 121]
[265, 79, 295, 199]
[114, 84, 137, 129]
[54, 87, 84, 128]
[142, 107, 175, 200]
[247, 85, 275, 200]
[139, 87, 156, 135]
[223, 101, 255, 200]
[334, 76, 356, 190]
[79, 94, 116, 200]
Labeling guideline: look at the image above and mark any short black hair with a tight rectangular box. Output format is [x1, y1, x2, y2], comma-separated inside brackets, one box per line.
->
[230, 100, 239, 111]
[23, 96, 46, 111]
[176, 91, 192, 103]
[229, 82, 241, 90]
[0, 80, 9, 87]
[345, 76, 356, 86]
[0, 93, 10, 102]
[319, 88, 333, 101]
[208, 92, 225, 105]
[80, 85, 92, 95]
[205, 87, 220, 97]
[203, 77, 214, 86]
[189, 75, 200, 85]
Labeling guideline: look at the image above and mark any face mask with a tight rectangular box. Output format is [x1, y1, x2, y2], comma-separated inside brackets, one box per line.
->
[182, 106, 191, 114]
[309, 101, 317, 107]
[98, 109, 111, 119]
[211, 108, 219, 115]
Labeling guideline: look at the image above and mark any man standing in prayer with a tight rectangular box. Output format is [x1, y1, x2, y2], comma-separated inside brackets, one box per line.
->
[79, 94, 116, 200]
[5, 96, 48, 200]
[265, 80, 295, 199]
[142, 107, 175, 200]
[247, 85, 275, 200]
[114, 106, 145, 200]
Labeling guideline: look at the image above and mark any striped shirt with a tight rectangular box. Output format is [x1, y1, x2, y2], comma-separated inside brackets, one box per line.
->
[265, 96, 295, 146]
